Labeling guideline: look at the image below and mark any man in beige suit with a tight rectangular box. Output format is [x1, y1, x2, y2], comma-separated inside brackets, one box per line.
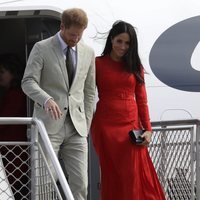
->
[21, 8, 95, 200]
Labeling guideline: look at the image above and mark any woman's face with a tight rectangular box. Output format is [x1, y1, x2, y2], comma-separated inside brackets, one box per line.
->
[0, 66, 13, 88]
[110, 32, 130, 61]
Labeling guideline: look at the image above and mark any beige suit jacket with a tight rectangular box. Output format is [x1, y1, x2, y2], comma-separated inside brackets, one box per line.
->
[22, 34, 96, 136]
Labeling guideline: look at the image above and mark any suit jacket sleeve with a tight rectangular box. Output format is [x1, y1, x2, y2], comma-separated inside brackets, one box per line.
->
[84, 49, 96, 131]
[21, 42, 52, 106]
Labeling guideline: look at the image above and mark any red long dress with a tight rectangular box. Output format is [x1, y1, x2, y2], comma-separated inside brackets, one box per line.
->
[91, 56, 165, 200]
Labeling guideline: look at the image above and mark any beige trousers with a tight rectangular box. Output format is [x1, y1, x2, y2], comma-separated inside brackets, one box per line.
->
[48, 113, 88, 200]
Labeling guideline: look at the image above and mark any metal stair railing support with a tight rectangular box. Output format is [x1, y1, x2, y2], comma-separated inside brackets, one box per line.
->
[0, 117, 74, 200]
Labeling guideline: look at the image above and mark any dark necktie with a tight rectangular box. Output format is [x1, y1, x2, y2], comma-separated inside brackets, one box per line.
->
[66, 46, 74, 87]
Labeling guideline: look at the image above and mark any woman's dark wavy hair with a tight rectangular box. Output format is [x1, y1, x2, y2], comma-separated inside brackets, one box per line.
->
[102, 20, 144, 83]
[0, 53, 25, 88]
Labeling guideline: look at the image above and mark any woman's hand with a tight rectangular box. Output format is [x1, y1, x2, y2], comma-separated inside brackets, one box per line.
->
[140, 131, 152, 146]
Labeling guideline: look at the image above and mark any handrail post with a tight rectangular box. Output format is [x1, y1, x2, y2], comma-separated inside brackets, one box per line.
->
[190, 127, 195, 200]
[30, 123, 39, 200]
[196, 123, 200, 199]
[160, 126, 167, 190]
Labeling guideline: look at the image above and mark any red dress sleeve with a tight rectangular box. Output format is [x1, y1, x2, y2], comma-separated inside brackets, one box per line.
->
[135, 69, 152, 131]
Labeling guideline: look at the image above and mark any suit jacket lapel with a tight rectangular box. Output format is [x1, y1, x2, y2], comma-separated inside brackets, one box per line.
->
[72, 42, 84, 87]
[51, 35, 69, 89]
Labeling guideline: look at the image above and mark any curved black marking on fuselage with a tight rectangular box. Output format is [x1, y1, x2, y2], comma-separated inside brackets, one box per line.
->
[149, 16, 200, 92]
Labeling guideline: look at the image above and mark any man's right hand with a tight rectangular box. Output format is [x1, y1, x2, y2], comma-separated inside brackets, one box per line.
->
[45, 99, 63, 120]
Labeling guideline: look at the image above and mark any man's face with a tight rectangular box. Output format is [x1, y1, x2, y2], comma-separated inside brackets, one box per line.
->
[60, 23, 85, 47]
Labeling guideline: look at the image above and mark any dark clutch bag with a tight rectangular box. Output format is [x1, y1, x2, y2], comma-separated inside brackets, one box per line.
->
[129, 129, 145, 144]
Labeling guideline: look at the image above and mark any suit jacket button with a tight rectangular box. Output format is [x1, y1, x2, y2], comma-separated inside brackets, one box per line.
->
[64, 107, 67, 110]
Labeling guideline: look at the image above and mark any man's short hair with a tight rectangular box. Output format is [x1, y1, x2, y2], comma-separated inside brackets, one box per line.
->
[61, 8, 88, 29]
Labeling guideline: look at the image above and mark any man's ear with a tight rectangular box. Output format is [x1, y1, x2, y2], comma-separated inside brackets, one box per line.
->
[60, 23, 65, 30]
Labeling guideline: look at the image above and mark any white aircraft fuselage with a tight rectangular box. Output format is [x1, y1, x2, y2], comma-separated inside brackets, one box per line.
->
[0, 0, 200, 121]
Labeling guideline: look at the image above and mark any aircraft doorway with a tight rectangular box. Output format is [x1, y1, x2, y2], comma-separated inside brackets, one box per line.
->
[0, 11, 100, 200]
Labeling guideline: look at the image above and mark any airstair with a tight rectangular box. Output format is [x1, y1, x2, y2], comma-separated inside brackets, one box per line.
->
[0, 117, 74, 200]
[0, 117, 200, 199]
[149, 119, 200, 200]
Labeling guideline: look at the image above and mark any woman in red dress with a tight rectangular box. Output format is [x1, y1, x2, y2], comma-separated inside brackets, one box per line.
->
[91, 21, 166, 200]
